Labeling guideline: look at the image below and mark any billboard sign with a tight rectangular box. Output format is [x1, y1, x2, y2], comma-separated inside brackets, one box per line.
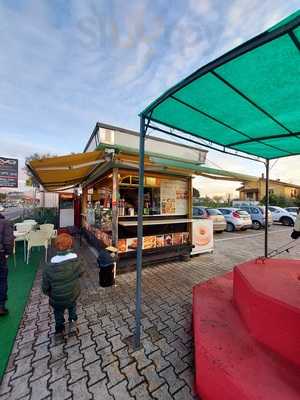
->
[0, 157, 18, 188]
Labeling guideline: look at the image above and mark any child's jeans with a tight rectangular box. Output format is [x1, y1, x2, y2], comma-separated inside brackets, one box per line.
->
[53, 302, 77, 330]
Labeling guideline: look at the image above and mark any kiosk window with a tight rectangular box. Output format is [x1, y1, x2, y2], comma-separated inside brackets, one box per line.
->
[60, 198, 74, 209]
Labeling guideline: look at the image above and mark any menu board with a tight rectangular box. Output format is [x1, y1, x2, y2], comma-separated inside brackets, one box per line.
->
[0, 157, 18, 188]
[160, 179, 188, 215]
[175, 180, 188, 214]
[160, 180, 176, 214]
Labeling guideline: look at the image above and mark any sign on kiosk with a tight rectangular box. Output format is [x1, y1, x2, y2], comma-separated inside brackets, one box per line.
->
[0, 157, 18, 188]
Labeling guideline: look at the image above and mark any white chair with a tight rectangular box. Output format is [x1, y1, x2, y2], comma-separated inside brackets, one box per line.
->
[15, 222, 33, 230]
[39, 224, 55, 244]
[26, 231, 49, 264]
[13, 224, 32, 261]
[40, 224, 57, 244]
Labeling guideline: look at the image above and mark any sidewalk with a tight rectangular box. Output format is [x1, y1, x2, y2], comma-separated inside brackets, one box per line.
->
[0, 227, 295, 399]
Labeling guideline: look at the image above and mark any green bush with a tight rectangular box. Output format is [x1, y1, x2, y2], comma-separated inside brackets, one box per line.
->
[33, 208, 59, 227]
[193, 196, 231, 208]
[15, 207, 59, 227]
[260, 193, 294, 208]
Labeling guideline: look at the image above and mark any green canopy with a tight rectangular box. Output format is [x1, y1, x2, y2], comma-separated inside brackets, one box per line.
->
[141, 10, 300, 160]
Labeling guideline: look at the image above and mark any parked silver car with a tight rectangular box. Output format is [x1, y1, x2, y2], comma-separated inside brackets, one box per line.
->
[218, 208, 252, 232]
[239, 205, 273, 230]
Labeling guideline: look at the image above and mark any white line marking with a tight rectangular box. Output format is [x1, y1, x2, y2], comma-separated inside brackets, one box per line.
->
[215, 228, 291, 242]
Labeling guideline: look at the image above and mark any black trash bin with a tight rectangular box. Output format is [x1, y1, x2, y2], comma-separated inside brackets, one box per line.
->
[97, 249, 115, 287]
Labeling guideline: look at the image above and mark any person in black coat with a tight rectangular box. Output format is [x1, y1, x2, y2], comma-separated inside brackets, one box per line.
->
[0, 213, 14, 315]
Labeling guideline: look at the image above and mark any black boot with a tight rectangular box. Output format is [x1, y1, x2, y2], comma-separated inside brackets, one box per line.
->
[55, 325, 65, 334]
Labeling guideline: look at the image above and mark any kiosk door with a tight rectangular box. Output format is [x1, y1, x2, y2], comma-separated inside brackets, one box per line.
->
[59, 195, 74, 228]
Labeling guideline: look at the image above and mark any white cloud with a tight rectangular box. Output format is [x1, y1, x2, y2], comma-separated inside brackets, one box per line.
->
[223, 0, 294, 40]
[189, 0, 218, 20]
[193, 175, 241, 198]
[269, 157, 300, 185]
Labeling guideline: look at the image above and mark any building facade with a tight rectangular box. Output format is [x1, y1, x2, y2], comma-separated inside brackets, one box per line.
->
[238, 175, 300, 201]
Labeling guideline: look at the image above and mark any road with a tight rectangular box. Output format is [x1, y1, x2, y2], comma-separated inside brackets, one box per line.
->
[1, 206, 27, 221]
[214, 224, 291, 242]
[211, 224, 297, 264]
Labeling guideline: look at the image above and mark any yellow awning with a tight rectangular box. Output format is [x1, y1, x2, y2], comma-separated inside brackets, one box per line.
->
[27, 151, 105, 191]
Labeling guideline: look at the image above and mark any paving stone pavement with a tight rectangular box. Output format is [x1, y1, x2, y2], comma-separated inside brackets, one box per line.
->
[0, 226, 295, 399]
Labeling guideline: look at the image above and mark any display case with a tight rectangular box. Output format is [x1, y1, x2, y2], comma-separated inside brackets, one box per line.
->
[82, 168, 194, 266]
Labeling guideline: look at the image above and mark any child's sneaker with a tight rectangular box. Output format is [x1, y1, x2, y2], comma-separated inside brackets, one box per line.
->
[55, 325, 67, 340]
[68, 320, 79, 337]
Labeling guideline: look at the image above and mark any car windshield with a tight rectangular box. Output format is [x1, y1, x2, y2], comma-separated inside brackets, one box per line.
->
[236, 210, 249, 215]
[206, 209, 222, 215]
[193, 208, 205, 216]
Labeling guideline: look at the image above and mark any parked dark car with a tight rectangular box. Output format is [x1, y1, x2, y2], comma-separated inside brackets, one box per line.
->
[192, 206, 208, 219]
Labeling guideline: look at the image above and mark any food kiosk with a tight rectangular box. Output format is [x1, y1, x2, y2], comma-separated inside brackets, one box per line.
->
[81, 123, 213, 268]
[27, 122, 219, 269]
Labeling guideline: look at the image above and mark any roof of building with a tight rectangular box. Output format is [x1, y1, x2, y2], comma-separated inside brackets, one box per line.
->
[238, 178, 300, 190]
[84, 122, 208, 154]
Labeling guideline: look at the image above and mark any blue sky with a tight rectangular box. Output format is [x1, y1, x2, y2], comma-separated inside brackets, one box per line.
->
[1, 0, 299, 195]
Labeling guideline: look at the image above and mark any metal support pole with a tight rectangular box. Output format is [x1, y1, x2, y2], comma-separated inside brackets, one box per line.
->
[135, 116, 146, 349]
[112, 168, 119, 247]
[264, 159, 269, 258]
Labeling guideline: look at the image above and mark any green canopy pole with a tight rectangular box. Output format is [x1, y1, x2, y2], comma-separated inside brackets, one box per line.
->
[135, 116, 145, 349]
[264, 159, 270, 257]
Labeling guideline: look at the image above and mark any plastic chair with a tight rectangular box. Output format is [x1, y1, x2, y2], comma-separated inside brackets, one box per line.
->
[13, 224, 32, 261]
[39, 223, 54, 231]
[39, 224, 55, 244]
[26, 231, 49, 264]
[40, 224, 57, 243]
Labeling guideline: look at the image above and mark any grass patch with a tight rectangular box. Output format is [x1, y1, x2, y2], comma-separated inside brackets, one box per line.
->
[0, 246, 41, 380]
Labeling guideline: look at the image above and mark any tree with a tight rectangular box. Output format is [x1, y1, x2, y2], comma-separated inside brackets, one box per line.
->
[293, 195, 300, 207]
[260, 193, 293, 208]
[193, 187, 200, 198]
[212, 195, 223, 203]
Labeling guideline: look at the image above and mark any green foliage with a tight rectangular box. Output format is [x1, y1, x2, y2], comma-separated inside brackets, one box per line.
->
[11, 207, 59, 227]
[31, 207, 59, 227]
[293, 195, 300, 207]
[260, 193, 294, 207]
[193, 187, 200, 198]
[193, 195, 231, 208]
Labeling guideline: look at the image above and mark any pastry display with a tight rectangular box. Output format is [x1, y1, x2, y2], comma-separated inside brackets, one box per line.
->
[143, 236, 156, 249]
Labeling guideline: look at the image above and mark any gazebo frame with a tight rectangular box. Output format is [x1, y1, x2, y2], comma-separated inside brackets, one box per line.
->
[134, 10, 300, 347]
